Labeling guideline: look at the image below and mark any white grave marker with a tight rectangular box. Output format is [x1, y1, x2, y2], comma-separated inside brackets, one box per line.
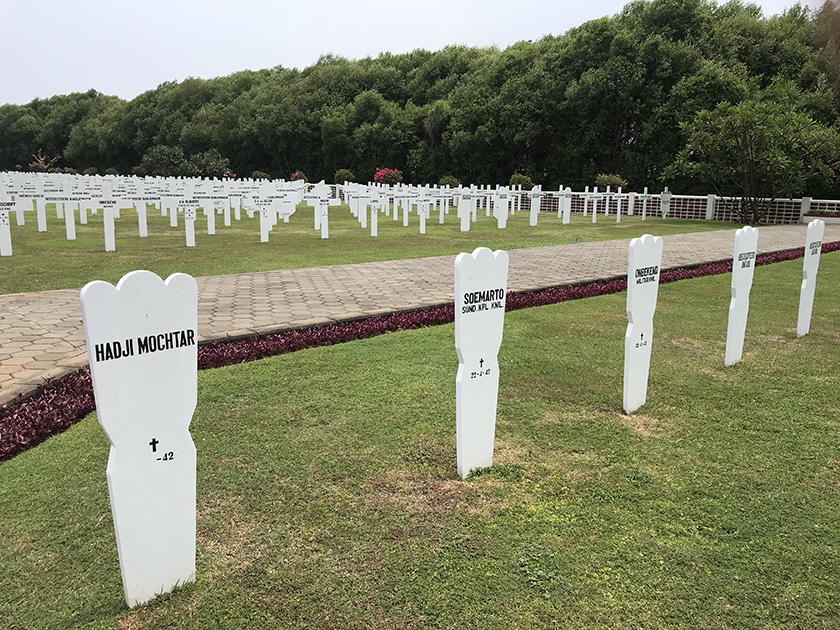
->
[623, 234, 664, 414]
[458, 192, 472, 232]
[527, 187, 540, 227]
[725, 226, 759, 366]
[0, 200, 13, 256]
[562, 187, 572, 224]
[36, 195, 47, 231]
[591, 188, 601, 224]
[63, 197, 76, 240]
[660, 188, 673, 219]
[184, 205, 196, 247]
[80, 270, 198, 608]
[797, 219, 824, 337]
[455, 247, 509, 479]
[370, 200, 379, 237]
[100, 198, 117, 252]
[135, 199, 150, 238]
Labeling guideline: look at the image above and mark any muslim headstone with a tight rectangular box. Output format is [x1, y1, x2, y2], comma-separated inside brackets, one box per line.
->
[99, 195, 117, 252]
[80, 270, 198, 608]
[528, 187, 541, 227]
[0, 197, 13, 256]
[725, 226, 759, 367]
[623, 234, 664, 414]
[184, 203, 197, 248]
[660, 188, 673, 219]
[455, 247, 509, 479]
[370, 199, 379, 237]
[458, 191, 473, 232]
[797, 219, 825, 337]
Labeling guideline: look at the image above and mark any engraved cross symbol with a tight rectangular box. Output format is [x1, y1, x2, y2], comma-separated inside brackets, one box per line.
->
[479, 358, 484, 368]
[149, 438, 159, 453]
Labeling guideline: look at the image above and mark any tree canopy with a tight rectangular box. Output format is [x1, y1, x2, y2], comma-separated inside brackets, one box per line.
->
[3, 0, 840, 196]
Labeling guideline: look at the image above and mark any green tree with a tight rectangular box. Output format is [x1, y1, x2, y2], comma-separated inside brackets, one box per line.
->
[137, 145, 188, 177]
[663, 99, 840, 222]
[186, 148, 230, 178]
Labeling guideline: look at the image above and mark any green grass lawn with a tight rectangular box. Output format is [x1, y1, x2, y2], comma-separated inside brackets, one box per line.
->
[1, 253, 838, 629]
[0, 203, 740, 294]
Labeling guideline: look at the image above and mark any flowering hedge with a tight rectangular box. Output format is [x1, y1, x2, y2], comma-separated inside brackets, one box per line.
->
[290, 170, 308, 182]
[374, 168, 402, 185]
[1, 242, 838, 462]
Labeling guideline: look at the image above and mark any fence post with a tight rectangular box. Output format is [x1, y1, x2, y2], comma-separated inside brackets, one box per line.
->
[628, 192, 636, 216]
[799, 197, 811, 223]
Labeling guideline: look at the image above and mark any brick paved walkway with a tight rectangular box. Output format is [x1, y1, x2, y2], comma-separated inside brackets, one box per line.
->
[2, 224, 838, 406]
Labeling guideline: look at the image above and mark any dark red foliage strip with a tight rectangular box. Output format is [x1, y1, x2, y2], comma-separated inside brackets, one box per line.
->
[2, 243, 838, 462]
[0, 368, 95, 462]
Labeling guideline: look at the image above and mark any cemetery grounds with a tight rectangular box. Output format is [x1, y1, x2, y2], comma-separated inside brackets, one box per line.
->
[1, 206, 838, 628]
[0, 203, 739, 294]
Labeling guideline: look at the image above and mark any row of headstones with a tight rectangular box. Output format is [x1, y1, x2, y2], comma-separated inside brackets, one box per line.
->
[0, 172, 317, 254]
[459, 220, 826, 477]
[78, 219, 825, 608]
[0, 171, 679, 256]
[340, 182, 673, 236]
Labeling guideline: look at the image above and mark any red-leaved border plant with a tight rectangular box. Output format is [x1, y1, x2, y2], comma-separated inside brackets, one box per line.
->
[1, 243, 837, 462]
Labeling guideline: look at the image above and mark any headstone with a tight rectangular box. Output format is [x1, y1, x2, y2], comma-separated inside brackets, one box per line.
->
[100, 197, 117, 252]
[562, 187, 572, 224]
[638, 187, 652, 221]
[184, 205, 196, 248]
[80, 270, 198, 608]
[454, 247, 509, 479]
[418, 199, 429, 234]
[259, 205, 271, 243]
[205, 202, 216, 235]
[623, 234, 664, 414]
[528, 187, 540, 227]
[318, 200, 330, 238]
[12, 188, 28, 225]
[36, 188, 48, 232]
[370, 200, 379, 237]
[614, 187, 628, 223]
[471, 187, 479, 222]
[660, 188, 673, 219]
[0, 199, 13, 256]
[169, 200, 180, 227]
[591, 187, 601, 224]
[458, 192, 472, 232]
[64, 198, 76, 240]
[725, 226, 759, 366]
[797, 219, 825, 337]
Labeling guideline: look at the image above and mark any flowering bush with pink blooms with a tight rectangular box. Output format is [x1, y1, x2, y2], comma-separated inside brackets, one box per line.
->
[290, 170, 308, 182]
[374, 168, 403, 185]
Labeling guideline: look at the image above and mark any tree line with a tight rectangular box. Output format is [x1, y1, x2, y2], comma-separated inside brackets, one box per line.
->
[2, 0, 840, 199]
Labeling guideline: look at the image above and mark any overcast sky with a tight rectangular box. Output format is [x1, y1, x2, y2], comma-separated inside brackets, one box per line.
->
[0, 0, 823, 106]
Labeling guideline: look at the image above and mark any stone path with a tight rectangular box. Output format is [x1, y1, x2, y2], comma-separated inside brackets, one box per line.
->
[2, 224, 838, 406]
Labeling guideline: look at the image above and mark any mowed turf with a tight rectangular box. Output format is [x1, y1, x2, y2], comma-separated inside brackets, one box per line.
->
[0, 203, 740, 294]
[1, 253, 838, 629]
